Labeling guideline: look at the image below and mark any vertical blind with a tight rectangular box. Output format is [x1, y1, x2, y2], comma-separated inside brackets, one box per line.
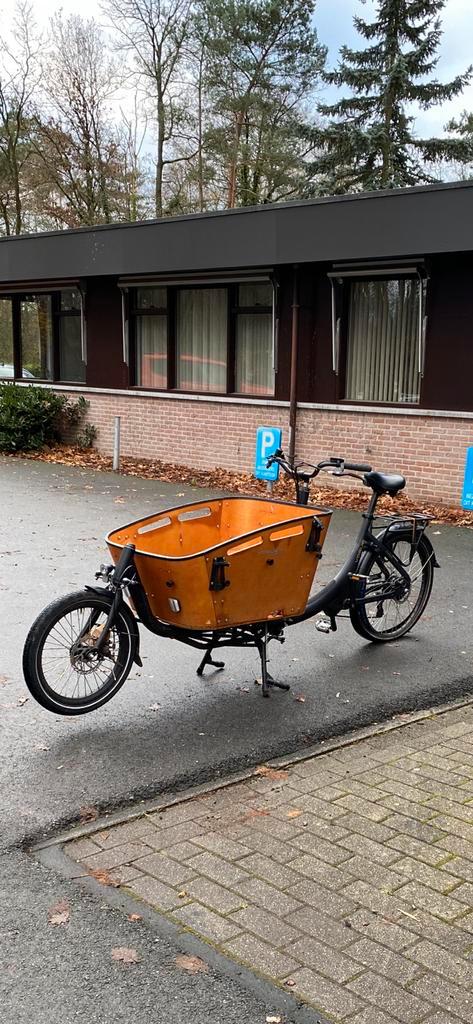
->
[177, 288, 227, 392]
[346, 279, 420, 404]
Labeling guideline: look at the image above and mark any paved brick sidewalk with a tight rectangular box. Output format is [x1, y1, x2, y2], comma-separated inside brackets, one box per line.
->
[67, 705, 473, 1023]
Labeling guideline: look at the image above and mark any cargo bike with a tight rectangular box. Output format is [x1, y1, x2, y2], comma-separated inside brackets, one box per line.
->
[23, 451, 438, 714]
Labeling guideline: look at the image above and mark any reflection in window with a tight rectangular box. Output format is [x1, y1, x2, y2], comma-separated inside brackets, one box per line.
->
[177, 288, 227, 392]
[58, 289, 85, 382]
[235, 282, 274, 395]
[0, 298, 14, 376]
[21, 295, 53, 380]
[346, 279, 420, 404]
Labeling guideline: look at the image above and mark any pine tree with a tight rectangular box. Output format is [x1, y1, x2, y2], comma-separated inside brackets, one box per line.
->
[309, 0, 472, 194]
[196, 0, 326, 208]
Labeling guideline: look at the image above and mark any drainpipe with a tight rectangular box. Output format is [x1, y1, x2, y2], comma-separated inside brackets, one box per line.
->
[288, 264, 299, 464]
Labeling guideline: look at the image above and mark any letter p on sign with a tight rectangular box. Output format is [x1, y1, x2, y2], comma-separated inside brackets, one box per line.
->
[254, 426, 282, 482]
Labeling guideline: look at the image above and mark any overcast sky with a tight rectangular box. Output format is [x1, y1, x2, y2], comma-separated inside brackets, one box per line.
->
[2, 0, 472, 137]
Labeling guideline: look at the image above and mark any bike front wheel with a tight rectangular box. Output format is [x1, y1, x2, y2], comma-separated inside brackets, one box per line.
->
[350, 530, 435, 642]
[23, 591, 135, 715]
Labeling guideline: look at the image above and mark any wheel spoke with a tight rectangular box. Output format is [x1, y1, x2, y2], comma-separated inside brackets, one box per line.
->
[38, 602, 127, 704]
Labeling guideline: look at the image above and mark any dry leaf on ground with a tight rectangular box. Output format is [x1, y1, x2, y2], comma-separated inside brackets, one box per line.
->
[238, 807, 270, 822]
[127, 913, 142, 922]
[294, 694, 306, 703]
[254, 765, 288, 781]
[286, 808, 302, 819]
[111, 947, 139, 965]
[284, 978, 296, 987]
[88, 868, 120, 887]
[266, 1016, 282, 1023]
[48, 899, 70, 926]
[175, 954, 208, 974]
[10, 445, 472, 528]
[79, 805, 98, 823]
[0, 675, 9, 685]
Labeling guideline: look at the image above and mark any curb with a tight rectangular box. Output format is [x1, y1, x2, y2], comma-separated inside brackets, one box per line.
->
[32, 691, 473, 852]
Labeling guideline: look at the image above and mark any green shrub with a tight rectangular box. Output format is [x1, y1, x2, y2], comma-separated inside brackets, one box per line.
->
[0, 384, 95, 452]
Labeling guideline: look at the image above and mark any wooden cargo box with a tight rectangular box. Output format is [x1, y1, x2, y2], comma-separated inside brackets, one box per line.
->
[107, 497, 332, 631]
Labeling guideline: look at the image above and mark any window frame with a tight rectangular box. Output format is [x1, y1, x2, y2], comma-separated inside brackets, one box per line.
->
[0, 287, 85, 384]
[328, 264, 428, 408]
[128, 277, 277, 399]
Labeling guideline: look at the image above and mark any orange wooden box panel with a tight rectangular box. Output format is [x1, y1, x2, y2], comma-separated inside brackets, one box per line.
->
[107, 497, 332, 631]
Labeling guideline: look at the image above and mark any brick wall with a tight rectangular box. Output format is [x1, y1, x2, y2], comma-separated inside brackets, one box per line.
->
[59, 389, 473, 506]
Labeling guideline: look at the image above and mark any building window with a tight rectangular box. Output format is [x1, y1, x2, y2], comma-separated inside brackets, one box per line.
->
[134, 287, 167, 388]
[0, 288, 85, 383]
[0, 298, 14, 377]
[20, 295, 54, 380]
[57, 289, 85, 383]
[345, 278, 421, 404]
[131, 280, 276, 397]
[235, 282, 274, 395]
[177, 288, 227, 392]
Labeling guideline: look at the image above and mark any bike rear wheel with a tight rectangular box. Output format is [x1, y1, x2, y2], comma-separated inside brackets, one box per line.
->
[23, 591, 135, 715]
[350, 531, 434, 642]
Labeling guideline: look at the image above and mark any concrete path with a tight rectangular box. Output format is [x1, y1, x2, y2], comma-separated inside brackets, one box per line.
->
[59, 702, 473, 1024]
[0, 454, 472, 1024]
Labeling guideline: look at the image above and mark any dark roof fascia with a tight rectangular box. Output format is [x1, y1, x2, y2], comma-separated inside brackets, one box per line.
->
[0, 180, 472, 284]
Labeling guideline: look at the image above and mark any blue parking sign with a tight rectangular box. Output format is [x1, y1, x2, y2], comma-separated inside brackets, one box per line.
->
[461, 447, 473, 510]
[254, 426, 282, 481]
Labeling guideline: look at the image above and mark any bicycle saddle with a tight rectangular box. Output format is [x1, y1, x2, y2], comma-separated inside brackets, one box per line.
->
[364, 471, 406, 496]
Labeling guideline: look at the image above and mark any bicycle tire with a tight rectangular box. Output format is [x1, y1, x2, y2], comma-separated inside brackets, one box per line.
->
[23, 590, 135, 715]
[350, 530, 435, 642]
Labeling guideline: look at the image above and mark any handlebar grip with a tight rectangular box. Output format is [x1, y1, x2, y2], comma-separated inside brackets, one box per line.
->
[344, 461, 372, 473]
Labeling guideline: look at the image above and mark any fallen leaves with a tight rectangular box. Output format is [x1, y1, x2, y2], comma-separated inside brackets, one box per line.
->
[175, 954, 208, 974]
[266, 1016, 282, 1023]
[286, 808, 302, 819]
[254, 765, 288, 781]
[48, 899, 70, 926]
[111, 947, 139, 965]
[294, 694, 306, 703]
[238, 807, 270, 823]
[8, 445, 473, 528]
[88, 868, 120, 887]
[284, 978, 296, 988]
[127, 913, 142, 922]
[79, 805, 98, 824]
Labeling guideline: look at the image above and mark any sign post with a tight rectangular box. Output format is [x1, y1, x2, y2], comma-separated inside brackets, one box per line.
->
[461, 446, 473, 510]
[254, 427, 282, 492]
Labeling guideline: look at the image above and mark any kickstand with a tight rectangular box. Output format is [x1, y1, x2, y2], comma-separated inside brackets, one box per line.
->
[257, 627, 290, 698]
[196, 646, 225, 677]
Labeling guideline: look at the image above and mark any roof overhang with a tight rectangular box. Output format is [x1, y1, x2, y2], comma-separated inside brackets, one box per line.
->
[0, 181, 471, 284]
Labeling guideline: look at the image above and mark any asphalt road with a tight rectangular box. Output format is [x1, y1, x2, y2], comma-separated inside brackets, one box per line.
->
[1, 455, 472, 1023]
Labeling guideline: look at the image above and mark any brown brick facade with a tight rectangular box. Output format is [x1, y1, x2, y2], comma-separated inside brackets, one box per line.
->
[60, 388, 473, 505]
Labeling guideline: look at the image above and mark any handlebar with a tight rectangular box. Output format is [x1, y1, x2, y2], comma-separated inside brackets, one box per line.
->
[343, 461, 373, 473]
[266, 449, 372, 480]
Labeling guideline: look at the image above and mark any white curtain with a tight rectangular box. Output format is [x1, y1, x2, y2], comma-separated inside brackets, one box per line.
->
[177, 288, 227, 392]
[346, 279, 420, 403]
[236, 313, 274, 395]
[136, 315, 167, 388]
